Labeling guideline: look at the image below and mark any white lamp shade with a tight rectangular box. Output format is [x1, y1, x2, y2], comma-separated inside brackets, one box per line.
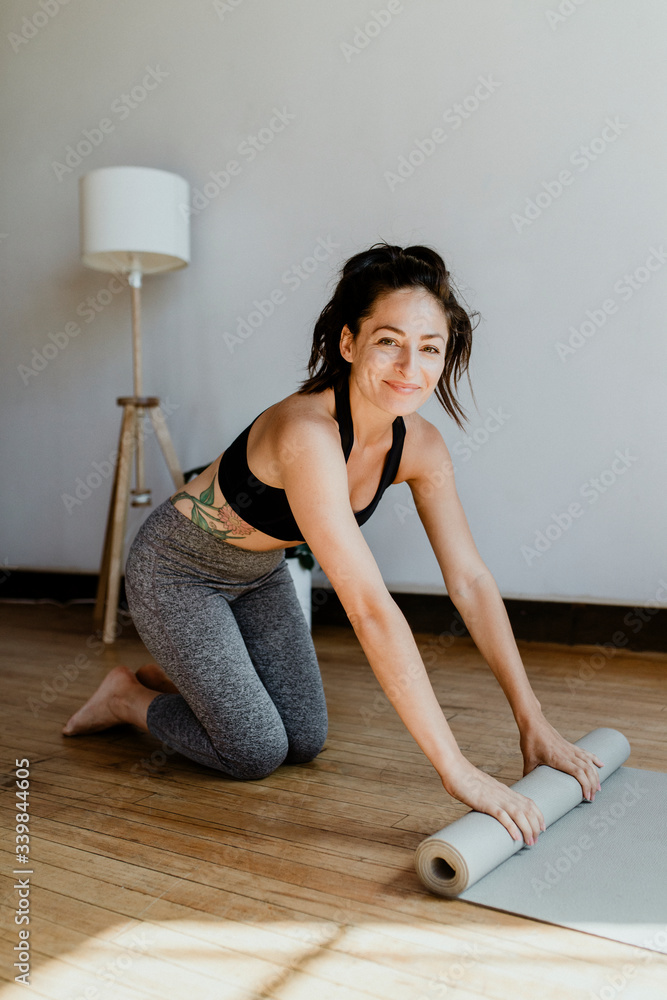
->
[79, 166, 190, 275]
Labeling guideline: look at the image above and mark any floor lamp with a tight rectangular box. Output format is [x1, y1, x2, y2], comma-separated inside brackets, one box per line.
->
[79, 165, 190, 644]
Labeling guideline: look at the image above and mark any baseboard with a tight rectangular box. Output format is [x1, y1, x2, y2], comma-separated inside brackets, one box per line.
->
[1, 571, 666, 653]
[308, 587, 667, 655]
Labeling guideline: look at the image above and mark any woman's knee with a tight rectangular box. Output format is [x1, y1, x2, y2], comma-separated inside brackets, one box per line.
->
[285, 714, 328, 765]
[215, 725, 290, 781]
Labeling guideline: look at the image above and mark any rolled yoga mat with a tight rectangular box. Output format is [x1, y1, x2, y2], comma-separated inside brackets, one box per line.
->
[415, 727, 667, 954]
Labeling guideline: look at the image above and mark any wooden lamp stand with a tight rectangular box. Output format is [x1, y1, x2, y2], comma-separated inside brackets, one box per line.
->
[93, 270, 184, 645]
[80, 166, 190, 645]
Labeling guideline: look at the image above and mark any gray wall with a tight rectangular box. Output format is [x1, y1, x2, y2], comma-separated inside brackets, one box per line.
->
[2, 0, 666, 607]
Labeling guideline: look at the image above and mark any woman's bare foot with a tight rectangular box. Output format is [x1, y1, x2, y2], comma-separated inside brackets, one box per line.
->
[135, 662, 179, 695]
[62, 665, 157, 736]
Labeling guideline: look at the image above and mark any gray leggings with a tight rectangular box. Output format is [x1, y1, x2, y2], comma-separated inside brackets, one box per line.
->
[123, 498, 328, 780]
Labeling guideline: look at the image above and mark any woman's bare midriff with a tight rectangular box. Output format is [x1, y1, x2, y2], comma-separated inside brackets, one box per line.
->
[170, 451, 302, 552]
[168, 389, 411, 553]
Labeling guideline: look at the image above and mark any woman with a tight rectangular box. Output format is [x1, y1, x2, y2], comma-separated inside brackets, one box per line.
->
[63, 242, 603, 848]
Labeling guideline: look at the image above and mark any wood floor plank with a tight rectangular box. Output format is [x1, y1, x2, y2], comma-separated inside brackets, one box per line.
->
[0, 904, 258, 1000]
[1, 602, 665, 999]
[30, 755, 414, 828]
[2, 795, 415, 889]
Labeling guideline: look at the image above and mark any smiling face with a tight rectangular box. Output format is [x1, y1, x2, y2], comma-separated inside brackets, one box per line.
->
[339, 286, 448, 414]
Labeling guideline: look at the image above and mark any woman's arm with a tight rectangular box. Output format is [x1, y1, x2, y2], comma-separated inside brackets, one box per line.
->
[346, 598, 553, 846]
[278, 415, 549, 846]
[450, 572, 603, 793]
[406, 419, 604, 799]
[448, 570, 543, 729]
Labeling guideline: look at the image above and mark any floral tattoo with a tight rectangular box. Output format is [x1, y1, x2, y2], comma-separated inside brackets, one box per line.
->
[171, 481, 255, 540]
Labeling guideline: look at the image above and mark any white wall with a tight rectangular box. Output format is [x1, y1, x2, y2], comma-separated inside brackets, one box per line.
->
[2, 0, 666, 606]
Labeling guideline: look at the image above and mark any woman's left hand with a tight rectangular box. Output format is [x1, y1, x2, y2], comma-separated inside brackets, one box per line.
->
[519, 714, 605, 802]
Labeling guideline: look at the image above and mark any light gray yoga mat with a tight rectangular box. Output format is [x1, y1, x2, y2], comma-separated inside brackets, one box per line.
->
[415, 728, 667, 954]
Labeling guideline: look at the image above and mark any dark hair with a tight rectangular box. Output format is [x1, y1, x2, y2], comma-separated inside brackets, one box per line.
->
[296, 242, 480, 430]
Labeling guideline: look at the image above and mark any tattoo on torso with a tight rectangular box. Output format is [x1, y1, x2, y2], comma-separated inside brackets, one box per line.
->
[171, 481, 256, 541]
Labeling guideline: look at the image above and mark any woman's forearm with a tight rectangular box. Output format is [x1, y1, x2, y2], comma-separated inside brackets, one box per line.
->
[448, 572, 543, 729]
[354, 603, 466, 779]
[351, 596, 553, 844]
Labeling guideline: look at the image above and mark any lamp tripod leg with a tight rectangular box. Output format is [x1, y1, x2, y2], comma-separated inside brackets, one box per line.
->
[100, 404, 136, 645]
[94, 398, 183, 644]
[149, 406, 185, 489]
[94, 405, 129, 625]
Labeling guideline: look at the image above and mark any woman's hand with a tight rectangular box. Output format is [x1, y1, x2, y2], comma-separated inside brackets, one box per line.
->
[441, 757, 547, 845]
[519, 714, 604, 801]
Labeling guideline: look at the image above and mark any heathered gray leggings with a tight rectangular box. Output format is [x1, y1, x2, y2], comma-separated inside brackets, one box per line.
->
[123, 498, 328, 780]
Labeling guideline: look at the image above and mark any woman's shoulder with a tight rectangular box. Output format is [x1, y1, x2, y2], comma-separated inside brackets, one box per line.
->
[248, 388, 340, 471]
[265, 388, 337, 435]
[394, 411, 451, 484]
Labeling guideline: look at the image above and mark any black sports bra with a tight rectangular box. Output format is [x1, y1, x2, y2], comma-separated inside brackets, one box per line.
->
[217, 377, 406, 542]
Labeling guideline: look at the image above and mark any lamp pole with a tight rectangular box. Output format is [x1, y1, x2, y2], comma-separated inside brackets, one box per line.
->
[128, 263, 150, 507]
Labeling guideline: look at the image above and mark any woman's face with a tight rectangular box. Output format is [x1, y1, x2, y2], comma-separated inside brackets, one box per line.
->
[339, 286, 448, 414]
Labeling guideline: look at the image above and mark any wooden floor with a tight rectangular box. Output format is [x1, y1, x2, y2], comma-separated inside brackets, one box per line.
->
[1, 602, 666, 1000]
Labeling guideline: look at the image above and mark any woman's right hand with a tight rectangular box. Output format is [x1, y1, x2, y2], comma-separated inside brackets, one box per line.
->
[441, 757, 546, 845]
